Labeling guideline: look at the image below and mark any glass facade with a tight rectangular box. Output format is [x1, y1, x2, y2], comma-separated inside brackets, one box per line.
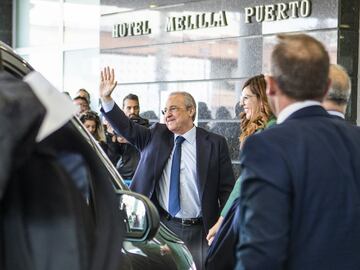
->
[15, 0, 100, 96]
[100, 0, 341, 178]
[12, 0, 359, 178]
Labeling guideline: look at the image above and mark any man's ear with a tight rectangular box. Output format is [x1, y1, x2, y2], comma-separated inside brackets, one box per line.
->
[189, 107, 195, 119]
[265, 75, 278, 97]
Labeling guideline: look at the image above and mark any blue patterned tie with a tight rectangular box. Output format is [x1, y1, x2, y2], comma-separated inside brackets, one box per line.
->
[168, 136, 185, 217]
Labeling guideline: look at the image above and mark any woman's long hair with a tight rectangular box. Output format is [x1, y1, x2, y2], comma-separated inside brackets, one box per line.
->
[80, 111, 106, 143]
[239, 74, 273, 144]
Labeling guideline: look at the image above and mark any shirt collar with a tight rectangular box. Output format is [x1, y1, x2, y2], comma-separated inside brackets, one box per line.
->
[174, 125, 196, 145]
[277, 100, 321, 124]
[327, 110, 345, 119]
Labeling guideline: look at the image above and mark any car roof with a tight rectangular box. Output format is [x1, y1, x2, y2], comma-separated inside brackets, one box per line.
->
[0, 41, 33, 77]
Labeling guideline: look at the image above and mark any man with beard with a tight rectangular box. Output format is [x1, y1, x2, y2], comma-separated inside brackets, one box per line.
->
[234, 34, 360, 270]
[106, 93, 149, 183]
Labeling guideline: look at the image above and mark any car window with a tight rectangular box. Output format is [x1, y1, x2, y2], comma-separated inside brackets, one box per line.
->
[0, 45, 32, 78]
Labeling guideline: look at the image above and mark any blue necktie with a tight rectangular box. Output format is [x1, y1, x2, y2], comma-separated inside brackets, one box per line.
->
[168, 136, 185, 217]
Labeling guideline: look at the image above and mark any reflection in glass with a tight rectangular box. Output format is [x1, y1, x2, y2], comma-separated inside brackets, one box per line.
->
[119, 194, 146, 232]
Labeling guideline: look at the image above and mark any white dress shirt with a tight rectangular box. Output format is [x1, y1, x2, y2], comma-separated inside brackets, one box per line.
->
[157, 126, 202, 218]
[101, 99, 115, 113]
[102, 99, 201, 218]
[327, 110, 345, 119]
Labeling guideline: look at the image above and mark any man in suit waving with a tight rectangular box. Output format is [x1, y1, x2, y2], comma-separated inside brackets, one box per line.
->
[99, 67, 235, 270]
[235, 34, 360, 270]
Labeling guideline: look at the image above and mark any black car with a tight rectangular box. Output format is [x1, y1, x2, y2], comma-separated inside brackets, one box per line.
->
[0, 41, 195, 270]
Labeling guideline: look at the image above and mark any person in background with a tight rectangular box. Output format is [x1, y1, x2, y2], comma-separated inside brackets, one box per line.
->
[77, 88, 91, 105]
[205, 74, 275, 270]
[235, 34, 360, 270]
[80, 111, 108, 153]
[73, 96, 90, 116]
[103, 94, 149, 185]
[104, 115, 149, 186]
[140, 110, 159, 126]
[99, 66, 235, 270]
[62, 91, 71, 99]
[122, 94, 149, 124]
[116, 94, 149, 184]
[197, 101, 212, 130]
[322, 64, 351, 120]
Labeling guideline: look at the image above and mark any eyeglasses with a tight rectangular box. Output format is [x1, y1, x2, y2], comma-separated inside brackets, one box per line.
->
[240, 94, 255, 103]
[161, 106, 185, 115]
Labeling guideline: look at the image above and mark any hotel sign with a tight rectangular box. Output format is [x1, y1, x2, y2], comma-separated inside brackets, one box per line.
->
[244, 0, 312, 23]
[112, 11, 227, 38]
[112, 21, 151, 38]
[112, 1, 313, 38]
[165, 11, 227, 32]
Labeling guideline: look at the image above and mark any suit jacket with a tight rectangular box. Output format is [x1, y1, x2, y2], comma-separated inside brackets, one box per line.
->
[235, 105, 360, 270]
[102, 103, 235, 231]
[327, 110, 345, 120]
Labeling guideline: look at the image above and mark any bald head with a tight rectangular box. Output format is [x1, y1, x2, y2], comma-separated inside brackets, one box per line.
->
[322, 64, 351, 114]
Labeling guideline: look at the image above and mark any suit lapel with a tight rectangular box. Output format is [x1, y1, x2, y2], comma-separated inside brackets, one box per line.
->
[196, 128, 211, 201]
[154, 131, 174, 185]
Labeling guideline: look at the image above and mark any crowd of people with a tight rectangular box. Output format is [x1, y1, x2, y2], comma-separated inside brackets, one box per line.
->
[70, 34, 360, 270]
[70, 87, 150, 185]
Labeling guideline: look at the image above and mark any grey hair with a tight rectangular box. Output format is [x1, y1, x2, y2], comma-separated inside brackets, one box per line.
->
[326, 64, 351, 105]
[169, 91, 197, 121]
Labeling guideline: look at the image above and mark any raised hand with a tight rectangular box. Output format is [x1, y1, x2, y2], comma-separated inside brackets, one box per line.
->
[100, 66, 117, 102]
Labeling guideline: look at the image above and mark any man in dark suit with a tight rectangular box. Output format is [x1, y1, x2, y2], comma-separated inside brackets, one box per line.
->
[99, 67, 235, 270]
[322, 64, 351, 120]
[235, 34, 360, 270]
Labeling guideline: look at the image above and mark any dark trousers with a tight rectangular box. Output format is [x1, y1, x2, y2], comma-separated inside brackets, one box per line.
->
[160, 216, 208, 270]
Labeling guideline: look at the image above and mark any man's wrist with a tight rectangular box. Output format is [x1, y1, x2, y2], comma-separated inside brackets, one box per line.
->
[101, 95, 113, 103]
[101, 99, 115, 113]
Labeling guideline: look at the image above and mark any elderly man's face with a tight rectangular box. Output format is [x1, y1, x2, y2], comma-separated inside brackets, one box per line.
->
[163, 94, 194, 135]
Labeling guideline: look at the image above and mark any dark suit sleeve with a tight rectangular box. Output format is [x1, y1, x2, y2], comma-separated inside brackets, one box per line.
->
[101, 103, 151, 151]
[218, 136, 236, 209]
[235, 135, 291, 270]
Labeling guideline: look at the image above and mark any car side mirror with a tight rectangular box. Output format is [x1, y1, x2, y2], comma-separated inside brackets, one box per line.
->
[115, 190, 160, 242]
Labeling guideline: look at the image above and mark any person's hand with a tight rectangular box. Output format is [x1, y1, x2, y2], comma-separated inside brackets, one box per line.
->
[117, 136, 128, 144]
[206, 216, 224, 246]
[106, 124, 114, 135]
[100, 66, 117, 102]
